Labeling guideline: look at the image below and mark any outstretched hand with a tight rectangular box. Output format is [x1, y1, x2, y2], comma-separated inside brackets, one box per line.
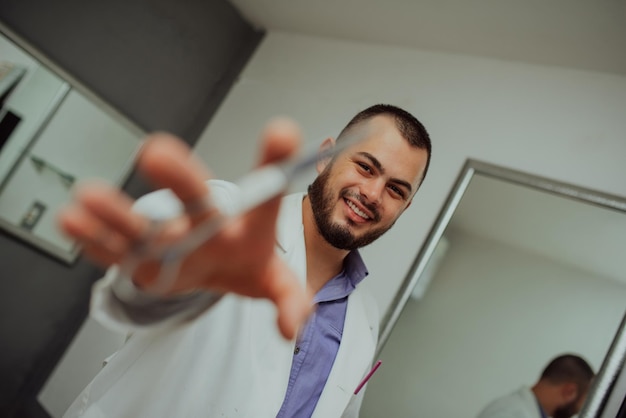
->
[58, 118, 312, 339]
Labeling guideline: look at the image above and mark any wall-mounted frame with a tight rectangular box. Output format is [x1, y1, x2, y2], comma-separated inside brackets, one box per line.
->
[0, 22, 145, 264]
[374, 158, 626, 418]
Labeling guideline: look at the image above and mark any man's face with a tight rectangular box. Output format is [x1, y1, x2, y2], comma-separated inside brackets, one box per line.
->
[308, 115, 428, 250]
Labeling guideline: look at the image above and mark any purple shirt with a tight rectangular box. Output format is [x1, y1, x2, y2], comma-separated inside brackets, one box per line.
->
[276, 250, 368, 418]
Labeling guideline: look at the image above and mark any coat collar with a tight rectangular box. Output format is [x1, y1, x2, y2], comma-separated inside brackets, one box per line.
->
[274, 192, 378, 417]
[312, 285, 378, 417]
[275, 192, 306, 255]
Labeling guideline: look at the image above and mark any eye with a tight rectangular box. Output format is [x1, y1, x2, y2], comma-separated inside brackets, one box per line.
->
[357, 162, 372, 173]
[388, 184, 406, 199]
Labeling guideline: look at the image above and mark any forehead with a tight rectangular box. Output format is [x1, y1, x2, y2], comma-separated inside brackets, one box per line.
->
[345, 115, 428, 187]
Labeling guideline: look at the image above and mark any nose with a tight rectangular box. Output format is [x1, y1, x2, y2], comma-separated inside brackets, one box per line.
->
[360, 178, 385, 206]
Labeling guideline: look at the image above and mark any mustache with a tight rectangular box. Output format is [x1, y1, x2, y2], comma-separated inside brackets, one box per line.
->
[342, 190, 381, 221]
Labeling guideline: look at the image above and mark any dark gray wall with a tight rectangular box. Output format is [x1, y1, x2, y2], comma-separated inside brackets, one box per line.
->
[0, 1, 263, 416]
[0, 0, 263, 141]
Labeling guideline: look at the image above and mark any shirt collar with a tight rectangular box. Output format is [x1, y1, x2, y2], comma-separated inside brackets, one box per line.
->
[314, 250, 369, 304]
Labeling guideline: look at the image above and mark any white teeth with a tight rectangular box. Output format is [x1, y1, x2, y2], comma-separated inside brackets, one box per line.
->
[347, 200, 370, 219]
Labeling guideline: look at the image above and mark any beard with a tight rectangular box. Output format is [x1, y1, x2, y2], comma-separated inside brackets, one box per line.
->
[308, 166, 395, 251]
[552, 401, 579, 418]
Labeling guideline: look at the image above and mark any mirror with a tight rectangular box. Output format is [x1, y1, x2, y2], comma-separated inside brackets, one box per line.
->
[0, 23, 144, 263]
[361, 159, 626, 417]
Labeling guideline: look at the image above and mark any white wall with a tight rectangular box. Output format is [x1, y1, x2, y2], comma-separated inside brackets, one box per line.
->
[39, 30, 626, 416]
[360, 230, 626, 418]
[194, 31, 626, 320]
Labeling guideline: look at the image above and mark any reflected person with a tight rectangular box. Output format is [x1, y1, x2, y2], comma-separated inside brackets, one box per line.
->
[476, 354, 595, 418]
[58, 104, 432, 417]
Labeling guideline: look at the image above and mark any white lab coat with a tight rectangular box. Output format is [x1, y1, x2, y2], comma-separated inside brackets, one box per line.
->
[476, 386, 543, 418]
[64, 184, 379, 418]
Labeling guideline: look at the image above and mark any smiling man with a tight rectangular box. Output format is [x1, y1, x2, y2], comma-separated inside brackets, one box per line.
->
[60, 104, 431, 418]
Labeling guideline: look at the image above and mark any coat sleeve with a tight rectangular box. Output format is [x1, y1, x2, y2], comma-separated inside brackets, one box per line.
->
[89, 180, 239, 334]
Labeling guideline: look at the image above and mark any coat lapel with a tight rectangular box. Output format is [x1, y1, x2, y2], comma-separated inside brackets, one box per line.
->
[312, 287, 377, 418]
[244, 192, 306, 416]
[275, 193, 307, 286]
[274, 193, 378, 417]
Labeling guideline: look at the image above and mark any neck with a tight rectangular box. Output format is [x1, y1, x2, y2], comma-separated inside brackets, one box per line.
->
[302, 195, 350, 295]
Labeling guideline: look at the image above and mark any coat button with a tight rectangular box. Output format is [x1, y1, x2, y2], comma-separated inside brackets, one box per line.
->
[294, 346, 300, 355]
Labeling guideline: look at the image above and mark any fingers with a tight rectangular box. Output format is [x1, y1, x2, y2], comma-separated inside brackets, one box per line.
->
[244, 118, 302, 238]
[263, 255, 312, 339]
[76, 181, 148, 241]
[246, 119, 308, 340]
[257, 118, 302, 166]
[58, 204, 128, 266]
[138, 133, 212, 210]
[59, 180, 189, 266]
[275, 288, 313, 340]
[58, 181, 151, 265]
[254, 119, 312, 339]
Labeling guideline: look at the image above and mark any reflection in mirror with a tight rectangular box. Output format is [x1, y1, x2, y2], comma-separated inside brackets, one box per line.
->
[0, 25, 144, 263]
[361, 159, 626, 418]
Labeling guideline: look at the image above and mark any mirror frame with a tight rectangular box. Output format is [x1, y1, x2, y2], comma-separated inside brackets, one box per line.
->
[0, 21, 145, 263]
[377, 158, 626, 418]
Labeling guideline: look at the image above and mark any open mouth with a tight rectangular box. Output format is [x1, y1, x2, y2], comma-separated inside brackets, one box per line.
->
[345, 198, 371, 221]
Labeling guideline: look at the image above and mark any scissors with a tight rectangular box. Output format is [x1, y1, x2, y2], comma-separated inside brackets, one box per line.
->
[116, 126, 368, 294]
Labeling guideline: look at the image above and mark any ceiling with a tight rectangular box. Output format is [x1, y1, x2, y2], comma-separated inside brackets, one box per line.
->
[448, 174, 626, 285]
[229, 0, 626, 76]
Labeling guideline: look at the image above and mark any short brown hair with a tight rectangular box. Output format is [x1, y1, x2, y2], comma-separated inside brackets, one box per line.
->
[337, 104, 432, 185]
[540, 354, 595, 393]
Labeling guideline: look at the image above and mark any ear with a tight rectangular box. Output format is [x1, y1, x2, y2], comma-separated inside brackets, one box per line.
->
[560, 382, 579, 403]
[316, 137, 336, 174]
